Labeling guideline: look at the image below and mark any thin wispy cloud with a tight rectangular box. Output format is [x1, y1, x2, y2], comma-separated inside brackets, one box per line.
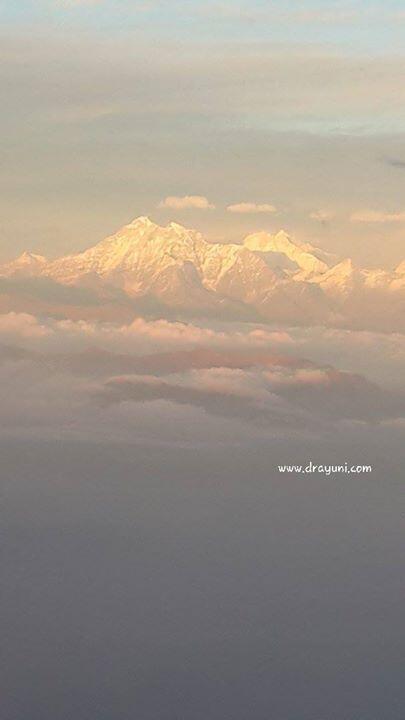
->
[385, 157, 405, 170]
[309, 209, 335, 222]
[59, 0, 103, 6]
[198, 3, 380, 27]
[350, 210, 405, 223]
[292, 8, 363, 25]
[227, 202, 277, 214]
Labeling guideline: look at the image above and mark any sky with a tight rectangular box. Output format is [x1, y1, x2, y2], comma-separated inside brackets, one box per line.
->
[3, 430, 404, 720]
[1, 0, 405, 265]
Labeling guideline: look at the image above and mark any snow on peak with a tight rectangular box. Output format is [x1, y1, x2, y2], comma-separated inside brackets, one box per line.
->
[127, 216, 155, 227]
[314, 257, 357, 297]
[2, 215, 403, 330]
[0, 250, 48, 278]
[17, 251, 47, 264]
[167, 221, 190, 232]
[243, 230, 329, 274]
[329, 258, 354, 275]
[395, 259, 405, 275]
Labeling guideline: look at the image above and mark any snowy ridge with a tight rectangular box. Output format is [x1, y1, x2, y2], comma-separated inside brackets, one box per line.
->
[1, 216, 404, 328]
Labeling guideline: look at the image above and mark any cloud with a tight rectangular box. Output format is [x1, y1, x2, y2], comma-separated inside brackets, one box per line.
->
[0, 312, 404, 447]
[198, 4, 369, 27]
[94, 357, 405, 428]
[3, 33, 405, 176]
[283, 326, 405, 391]
[263, 365, 404, 422]
[159, 196, 215, 210]
[384, 158, 405, 169]
[291, 8, 362, 25]
[227, 203, 277, 214]
[95, 372, 312, 430]
[350, 210, 405, 223]
[4, 31, 405, 265]
[0, 312, 49, 339]
[58, 346, 308, 378]
[60, 0, 101, 5]
[309, 209, 335, 222]
[0, 312, 293, 355]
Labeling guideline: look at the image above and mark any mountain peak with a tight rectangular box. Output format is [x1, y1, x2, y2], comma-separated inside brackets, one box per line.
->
[316, 257, 356, 295]
[126, 215, 155, 228]
[395, 259, 405, 275]
[18, 251, 47, 263]
[330, 258, 354, 275]
[243, 230, 328, 275]
[273, 230, 292, 242]
[0, 250, 48, 279]
[167, 221, 190, 233]
[2, 215, 403, 331]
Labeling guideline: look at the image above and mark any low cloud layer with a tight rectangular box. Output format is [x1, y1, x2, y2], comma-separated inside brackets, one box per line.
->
[0, 312, 404, 446]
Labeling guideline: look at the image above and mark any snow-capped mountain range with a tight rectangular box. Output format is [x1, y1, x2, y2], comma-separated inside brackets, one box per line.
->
[1, 216, 405, 329]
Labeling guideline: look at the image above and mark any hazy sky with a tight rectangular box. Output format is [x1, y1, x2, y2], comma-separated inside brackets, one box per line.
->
[3, 432, 404, 720]
[1, 0, 405, 265]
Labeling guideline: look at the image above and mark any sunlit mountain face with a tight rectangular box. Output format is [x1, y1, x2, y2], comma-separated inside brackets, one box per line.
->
[1, 216, 405, 330]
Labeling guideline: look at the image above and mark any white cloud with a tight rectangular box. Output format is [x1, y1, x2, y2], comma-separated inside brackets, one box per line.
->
[227, 202, 277, 214]
[350, 210, 405, 223]
[159, 195, 215, 210]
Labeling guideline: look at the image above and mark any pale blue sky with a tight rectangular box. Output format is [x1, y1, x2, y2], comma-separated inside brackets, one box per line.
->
[2, 0, 405, 52]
